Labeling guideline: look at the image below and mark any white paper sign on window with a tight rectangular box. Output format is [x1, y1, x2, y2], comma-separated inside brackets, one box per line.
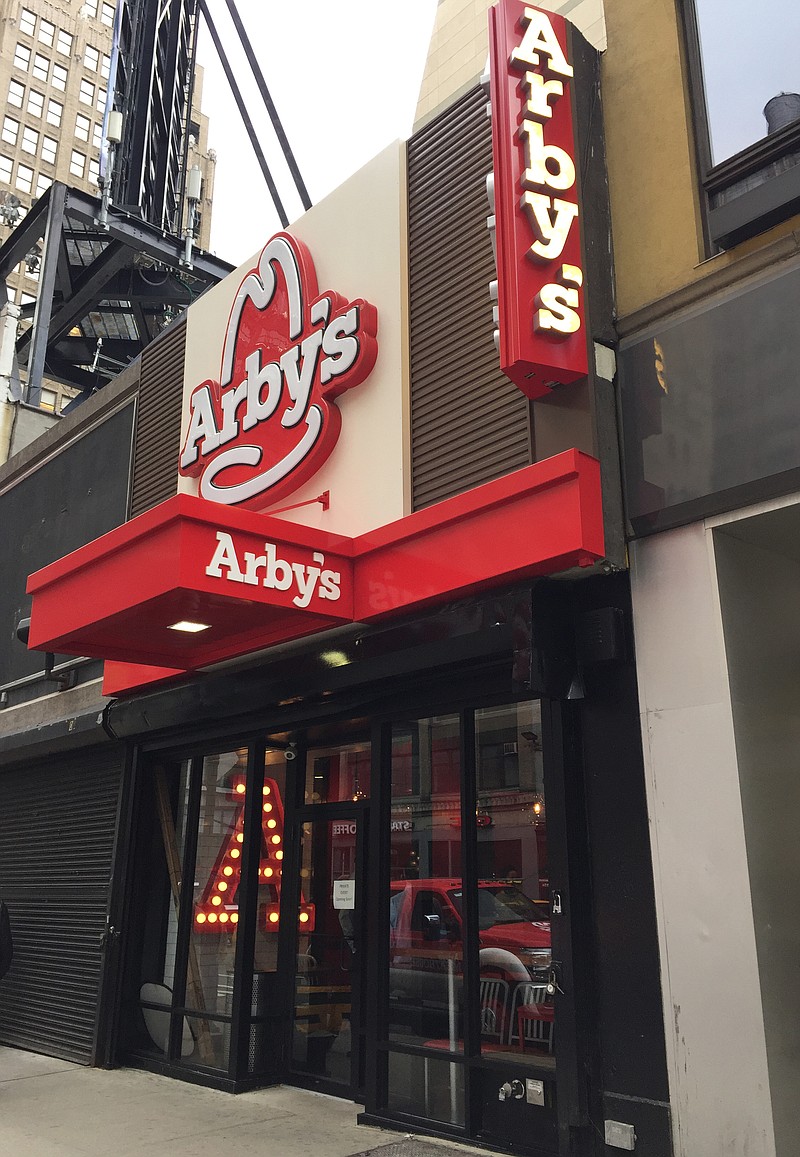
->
[333, 879, 356, 910]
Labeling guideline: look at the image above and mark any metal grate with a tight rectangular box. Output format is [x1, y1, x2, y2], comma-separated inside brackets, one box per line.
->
[0, 748, 123, 1064]
[353, 1141, 481, 1157]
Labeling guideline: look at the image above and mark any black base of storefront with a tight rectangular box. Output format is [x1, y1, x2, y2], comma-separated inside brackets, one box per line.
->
[126, 1051, 277, 1093]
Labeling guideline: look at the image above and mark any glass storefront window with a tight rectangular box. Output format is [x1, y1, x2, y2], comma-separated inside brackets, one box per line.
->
[251, 748, 287, 973]
[388, 715, 463, 1051]
[130, 742, 293, 1076]
[291, 816, 359, 1085]
[474, 702, 553, 1064]
[133, 759, 191, 1060]
[183, 746, 290, 1074]
[387, 1051, 465, 1127]
[185, 749, 246, 1022]
[304, 739, 370, 803]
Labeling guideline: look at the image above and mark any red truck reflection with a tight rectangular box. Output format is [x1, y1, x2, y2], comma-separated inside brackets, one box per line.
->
[389, 878, 551, 1037]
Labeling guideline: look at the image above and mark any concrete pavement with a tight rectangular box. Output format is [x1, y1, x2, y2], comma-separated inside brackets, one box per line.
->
[0, 1046, 485, 1157]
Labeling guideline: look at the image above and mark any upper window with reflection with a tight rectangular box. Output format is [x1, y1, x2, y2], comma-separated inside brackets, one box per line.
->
[304, 739, 371, 804]
[694, 0, 800, 165]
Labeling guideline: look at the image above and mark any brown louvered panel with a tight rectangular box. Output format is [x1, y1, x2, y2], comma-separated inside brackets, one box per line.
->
[409, 86, 531, 511]
[128, 317, 188, 518]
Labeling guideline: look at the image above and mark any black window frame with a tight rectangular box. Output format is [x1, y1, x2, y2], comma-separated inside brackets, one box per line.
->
[680, 0, 800, 251]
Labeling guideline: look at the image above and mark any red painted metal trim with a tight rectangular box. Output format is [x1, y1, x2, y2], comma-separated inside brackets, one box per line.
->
[102, 661, 186, 697]
[26, 450, 605, 694]
[27, 492, 355, 591]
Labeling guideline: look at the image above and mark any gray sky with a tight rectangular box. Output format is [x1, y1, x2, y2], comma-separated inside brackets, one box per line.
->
[196, 1, 437, 266]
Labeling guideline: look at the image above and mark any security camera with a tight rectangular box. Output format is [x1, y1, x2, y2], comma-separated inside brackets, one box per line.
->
[284, 744, 297, 762]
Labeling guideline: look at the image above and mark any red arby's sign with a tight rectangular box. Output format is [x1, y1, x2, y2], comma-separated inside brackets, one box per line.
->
[25, 451, 605, 683]
[488, 1, 587, 396]
[179, 232, 378, 511]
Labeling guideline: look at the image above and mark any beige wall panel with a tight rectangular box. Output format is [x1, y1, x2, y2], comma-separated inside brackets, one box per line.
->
[714, 524, 800, 1157]
[631, 522, 776, 1157]
[602, 0, 703, 317]
[180, 143, 408, 538]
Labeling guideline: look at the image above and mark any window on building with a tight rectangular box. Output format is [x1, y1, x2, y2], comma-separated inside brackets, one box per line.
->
[74, 113, 90, 142]
[693, 0, 800, 164]
[79, 78, 94, 106]
[683, 0, 800, 249]
[69, 149, 85, 178]
[35, 173, 51, 196]
[2, 117, 19, 146]
[8, 79, 25, 107]
[15, 164, 33, 193]
[88, 157, 99, 185]
[101, 53, 110, 80]
[18, 9, 36, 36]
[41, 136, 57, 165]
[52, 62, 67, 91]
[84, 44, 99, 71]
[14, 43, 31, 71]
[38, 19, 55, 48]
[92, 121, 103, 149]
[96, 87, 107, 115]
[57, 29, 73, 56]
[101, 3, 115, 27]
[0, 156, 13, 184]
[46, 99, 63, 127]
[21, 126, 39, 155]
[32, 53, 49, 82]
[39, 388, 57, 412]
[27, 90, 44, 118]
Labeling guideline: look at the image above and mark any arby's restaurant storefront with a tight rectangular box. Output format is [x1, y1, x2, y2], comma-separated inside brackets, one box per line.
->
[20, 5, 672, 1154]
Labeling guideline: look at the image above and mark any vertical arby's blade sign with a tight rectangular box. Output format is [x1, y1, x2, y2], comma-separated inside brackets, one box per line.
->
[488, 1, 587, 396]
[179, 232, 379, 511]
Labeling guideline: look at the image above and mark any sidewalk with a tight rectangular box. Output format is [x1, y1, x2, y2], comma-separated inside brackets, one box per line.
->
[0, 1046, 484, 1157]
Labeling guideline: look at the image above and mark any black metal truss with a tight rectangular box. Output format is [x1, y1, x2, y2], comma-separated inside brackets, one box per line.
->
[111, 0, 310, 244]
[0, 182, 232, 405]
[113, 0, 198, 236]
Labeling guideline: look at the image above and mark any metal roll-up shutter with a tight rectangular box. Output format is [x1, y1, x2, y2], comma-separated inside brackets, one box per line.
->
[129, 316, 187, 517]
[0, 747, 124, 1064]
[408, 86, 532, 511]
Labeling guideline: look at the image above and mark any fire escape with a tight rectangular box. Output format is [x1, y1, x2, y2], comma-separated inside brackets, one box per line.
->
[0, 0, 309, 412]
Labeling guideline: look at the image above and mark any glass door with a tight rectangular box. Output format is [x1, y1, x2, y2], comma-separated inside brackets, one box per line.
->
[470, 701, 560, 1153]
[379, 700, 575, 1154]
[288, 809, 366, 1093]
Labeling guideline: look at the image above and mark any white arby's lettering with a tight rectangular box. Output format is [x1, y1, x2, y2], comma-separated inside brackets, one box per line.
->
[178, 233, 378, 510]
[205, 531, 342, 610]
[180, 310, 363, 475]
[511, 6, 583, 337]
